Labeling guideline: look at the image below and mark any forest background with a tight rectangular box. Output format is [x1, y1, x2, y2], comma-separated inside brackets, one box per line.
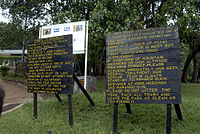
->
[0, 0, 199, 83]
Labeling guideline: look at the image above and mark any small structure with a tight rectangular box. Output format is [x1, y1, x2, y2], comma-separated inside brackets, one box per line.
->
[74, 76, 97, 93]
[0, 50, 27, 56]
[0, 50, 27, 66]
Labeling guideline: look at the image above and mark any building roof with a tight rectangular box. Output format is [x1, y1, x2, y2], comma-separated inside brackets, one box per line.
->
[0, 50, 27, 55]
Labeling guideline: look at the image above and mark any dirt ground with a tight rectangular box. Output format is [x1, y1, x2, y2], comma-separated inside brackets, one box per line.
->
[0, 79, 32, 113]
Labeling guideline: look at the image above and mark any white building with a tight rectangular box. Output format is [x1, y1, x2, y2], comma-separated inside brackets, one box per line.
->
[0, 50, 27, 56]
[0, 50, 27, 66]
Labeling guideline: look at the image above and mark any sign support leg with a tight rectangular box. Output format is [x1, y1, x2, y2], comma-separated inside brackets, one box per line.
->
[73, 73, 95, 106]
[125, 103, 131, 114]
[166, 104, 171, 134]
[174, 104, 182, 120]
[113, 103, 118, 134]
[33, 93, 37, 119]
[55, 93, 63, 102]
[68, 95, 73, 126]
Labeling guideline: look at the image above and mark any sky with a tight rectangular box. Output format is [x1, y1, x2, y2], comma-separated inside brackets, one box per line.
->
[0, 8, 9, 23]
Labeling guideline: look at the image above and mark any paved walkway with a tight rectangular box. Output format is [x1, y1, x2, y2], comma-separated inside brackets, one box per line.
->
[0, 79, 32, 114]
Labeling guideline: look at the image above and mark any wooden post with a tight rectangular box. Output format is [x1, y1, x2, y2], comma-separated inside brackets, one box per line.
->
[22, 41, 25, 62]
[48, 129, 51, 134]
[125, 103, 132, 114]
[68, 95, 73, 126]
[33, 93, 37, 119]
[55, 93, 63, 102]
[166, 104, 171, 134]
[73, 73, 95, 106]
[113, 103, 118, 134]
[15, 62, 17, 77]
[174, 104, 182, 120]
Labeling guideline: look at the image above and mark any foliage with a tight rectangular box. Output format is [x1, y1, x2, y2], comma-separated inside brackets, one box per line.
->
[0, 22, 24, 49]
[0, 56, 21, 60]
[1, 0, 171, 75]
[1, 0, 200, 79]
[0, 81, 200, 133]
[87, 0, 169, 75]
[0, 70, 26, 80]
[16, 62, 27, 78]
[162, 0, 200, 82]
[0, 0, 47, 47]
[0, 65, 10, 77]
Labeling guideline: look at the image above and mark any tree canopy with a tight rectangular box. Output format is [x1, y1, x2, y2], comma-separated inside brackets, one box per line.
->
[0, 22, 24, 49]
[0, 0, 199, 80]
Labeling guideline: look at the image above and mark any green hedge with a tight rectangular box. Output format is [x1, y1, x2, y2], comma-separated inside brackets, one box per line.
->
[0, 56, 21, 60]
[0, 65, 10, 77]
[0, 56, 21, 65]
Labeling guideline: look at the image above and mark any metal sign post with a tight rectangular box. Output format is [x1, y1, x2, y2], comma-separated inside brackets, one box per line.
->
[84, 21, 89, 89]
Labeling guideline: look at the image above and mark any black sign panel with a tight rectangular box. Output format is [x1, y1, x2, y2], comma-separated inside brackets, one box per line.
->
[27, 35, 73, 95]
[106, 26, 181, 104]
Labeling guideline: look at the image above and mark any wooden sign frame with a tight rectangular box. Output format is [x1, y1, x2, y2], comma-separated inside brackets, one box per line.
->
[27, 35, 95, 126]
[106, 26, 183, 134]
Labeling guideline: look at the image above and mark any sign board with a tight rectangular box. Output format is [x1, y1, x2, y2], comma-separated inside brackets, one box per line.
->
[106, 26, 181, 104]
[39, 21, 86, 54]
[27, 35, 73, 94]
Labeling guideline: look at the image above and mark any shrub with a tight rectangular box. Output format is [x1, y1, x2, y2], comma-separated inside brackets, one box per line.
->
[16, 62, 27, 78]
[0, 66, 10, 77]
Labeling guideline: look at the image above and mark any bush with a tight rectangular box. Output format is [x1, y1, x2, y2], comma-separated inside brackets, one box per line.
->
[0, 66, 10, 77]
[16, 62, 27, 78]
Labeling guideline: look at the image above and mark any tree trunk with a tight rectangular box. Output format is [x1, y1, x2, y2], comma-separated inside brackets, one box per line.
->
[88, 62, 91, 76]
[191, 56, 198, 83]
[181, 50, 197, 83]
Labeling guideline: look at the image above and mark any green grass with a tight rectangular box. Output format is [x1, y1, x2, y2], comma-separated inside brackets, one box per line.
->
[0, 82, 200, 134]
[0, 71, 26, 81]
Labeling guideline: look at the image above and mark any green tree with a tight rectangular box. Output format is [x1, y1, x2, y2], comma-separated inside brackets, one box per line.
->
[163, 0, 200, 82]
[0, 65, 10, 77]
[46, 0, 173, 76]
[2, 0, 199, 79]
[0, 0, 49, 42]
[88, 0, 170, 75]
[0, 22, 24, 49]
